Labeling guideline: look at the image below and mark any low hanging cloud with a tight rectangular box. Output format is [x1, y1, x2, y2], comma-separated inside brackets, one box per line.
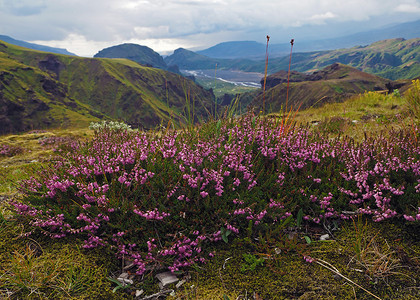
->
[0, 0, 419, 56]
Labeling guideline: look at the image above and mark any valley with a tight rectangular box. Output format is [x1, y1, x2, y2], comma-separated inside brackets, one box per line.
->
[182, 69, 263, 88]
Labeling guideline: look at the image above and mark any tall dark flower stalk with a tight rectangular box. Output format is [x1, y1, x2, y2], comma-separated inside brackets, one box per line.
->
[262, 35, 270, 114]
[285, 39, 294, 112]
[214, 63, 218, 119]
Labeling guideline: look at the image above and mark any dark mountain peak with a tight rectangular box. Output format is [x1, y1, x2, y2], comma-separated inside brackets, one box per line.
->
[94, 43, 167, 69]
[197, 41, 266, 59]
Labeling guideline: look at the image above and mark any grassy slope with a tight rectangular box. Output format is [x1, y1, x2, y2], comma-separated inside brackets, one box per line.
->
[0, 41, 215, 134]
[0, 49, 101, 133]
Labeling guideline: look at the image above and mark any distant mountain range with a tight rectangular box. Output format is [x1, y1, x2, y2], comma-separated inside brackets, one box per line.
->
[196, 19, 420, 59]
[165, 38, 420, 80]
[0, 35, 76, 56]
[0, 41, 214, 134]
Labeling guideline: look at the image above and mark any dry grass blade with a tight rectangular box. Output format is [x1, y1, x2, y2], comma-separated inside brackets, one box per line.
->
[349, 239, 411, 283]
[314, 258, 383, 300]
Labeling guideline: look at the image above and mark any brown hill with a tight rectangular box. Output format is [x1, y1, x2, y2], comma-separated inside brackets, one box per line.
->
[243, 63, 404, 112]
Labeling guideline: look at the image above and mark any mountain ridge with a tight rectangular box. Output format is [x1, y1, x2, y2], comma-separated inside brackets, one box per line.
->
[0, 35, 76, 56]
[195, 19, 420, 60]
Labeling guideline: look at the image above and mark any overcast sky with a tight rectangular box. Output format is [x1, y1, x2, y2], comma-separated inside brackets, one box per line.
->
[1, 0, 420, 57]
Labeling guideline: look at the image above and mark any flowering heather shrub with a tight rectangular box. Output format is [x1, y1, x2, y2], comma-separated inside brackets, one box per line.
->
[0, 144, 23, 157]
[13, 114, 420, 274]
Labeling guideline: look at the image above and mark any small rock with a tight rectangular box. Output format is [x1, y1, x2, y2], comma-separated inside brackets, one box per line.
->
[156, 271, 178, 287]
[274, 248, 281, 255]
[135, 289, 144, 297]
[117, 277, 133, 285]
[176, 279, 186, 289]
[319, 234, 330, 241]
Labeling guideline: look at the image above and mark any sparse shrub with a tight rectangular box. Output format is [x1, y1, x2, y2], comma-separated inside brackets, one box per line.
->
[38, 136, 77, 149]
[319, 116, 351, 134]
[12, 113, 420, 276]
[0, 144, 24, 157]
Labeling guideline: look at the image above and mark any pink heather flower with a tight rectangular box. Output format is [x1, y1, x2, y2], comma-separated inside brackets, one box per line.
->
[82, 204, 91, 210]
[200, 191, 209, 198]
[233, 178, 241, 186]
[303, 255, 314, 263]
[133, 208, 170, 220]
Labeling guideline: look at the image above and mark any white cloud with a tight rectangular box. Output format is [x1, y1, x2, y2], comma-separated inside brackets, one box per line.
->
[308, 11, 337, 24]
[396, 2, 420, 12]
[2, 0, 420, 56]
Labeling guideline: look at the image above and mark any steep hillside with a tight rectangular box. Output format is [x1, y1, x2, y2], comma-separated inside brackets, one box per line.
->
[0, 41, 214, 134]
[240, 63, 396, 112]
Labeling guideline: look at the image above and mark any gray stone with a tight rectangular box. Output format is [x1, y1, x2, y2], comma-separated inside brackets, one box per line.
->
[155, 271, 178, 287]
[135, 289, 144, 297]
[176, 279, 186, 289]
[320, 234, 330, 241]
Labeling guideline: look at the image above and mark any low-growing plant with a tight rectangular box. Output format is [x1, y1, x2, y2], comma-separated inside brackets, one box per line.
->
[38, 136, 77, 149]
[240, 253, 264, 273]
[0, 144, 24, 157]
[11, 112, 420, 277]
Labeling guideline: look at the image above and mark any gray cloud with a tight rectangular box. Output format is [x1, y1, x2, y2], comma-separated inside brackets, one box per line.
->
[1, 0, 419, 56]
[1, 0, 46, 16]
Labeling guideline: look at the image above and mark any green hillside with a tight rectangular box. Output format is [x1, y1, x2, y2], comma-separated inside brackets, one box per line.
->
[0, 41, 214, 134]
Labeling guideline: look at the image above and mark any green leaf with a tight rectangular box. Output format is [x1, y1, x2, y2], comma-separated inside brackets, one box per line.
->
[282, 214, 293, 227]
[304, 235, 312, 244]
[221, 227, 232, 243]
[223, 294, 231, 300]
[296, 208, 303, 228]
